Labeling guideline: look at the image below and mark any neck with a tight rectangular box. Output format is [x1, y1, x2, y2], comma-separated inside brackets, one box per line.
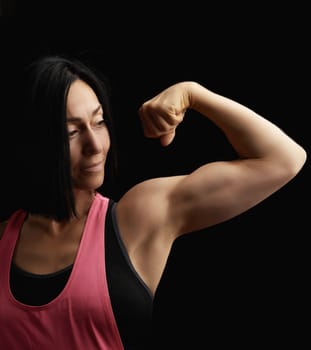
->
[73, 189, 96, 217]
[28, 190, 96, 235]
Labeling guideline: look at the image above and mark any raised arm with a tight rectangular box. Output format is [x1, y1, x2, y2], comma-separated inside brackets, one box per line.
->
[138, 81, 307, 235]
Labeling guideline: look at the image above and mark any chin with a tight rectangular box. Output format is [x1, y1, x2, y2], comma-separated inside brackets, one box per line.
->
[74, 173, 105, 191]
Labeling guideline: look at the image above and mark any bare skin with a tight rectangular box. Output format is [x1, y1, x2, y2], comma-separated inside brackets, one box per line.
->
[0, 81, 306, 297]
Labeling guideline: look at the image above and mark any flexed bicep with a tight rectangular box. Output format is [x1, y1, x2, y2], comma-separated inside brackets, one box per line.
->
[170, 157, 295, 237]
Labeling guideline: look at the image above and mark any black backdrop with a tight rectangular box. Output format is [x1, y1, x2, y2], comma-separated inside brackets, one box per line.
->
[0, 18, 309, 348]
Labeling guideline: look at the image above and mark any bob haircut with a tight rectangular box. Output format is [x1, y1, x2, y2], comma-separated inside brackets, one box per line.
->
[17, 55, 117, 221]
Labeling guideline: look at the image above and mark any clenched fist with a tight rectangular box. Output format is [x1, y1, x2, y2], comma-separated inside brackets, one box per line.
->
[138, 82, 191, 146]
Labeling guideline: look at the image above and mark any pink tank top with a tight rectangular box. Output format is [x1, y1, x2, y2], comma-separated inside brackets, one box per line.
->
[0, 193, 124, 349]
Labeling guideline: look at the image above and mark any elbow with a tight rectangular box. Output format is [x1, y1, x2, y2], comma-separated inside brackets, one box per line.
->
[284, 145, 307, 181]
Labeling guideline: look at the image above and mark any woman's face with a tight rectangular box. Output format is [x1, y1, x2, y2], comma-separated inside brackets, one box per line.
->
[66, 79, 111, 191]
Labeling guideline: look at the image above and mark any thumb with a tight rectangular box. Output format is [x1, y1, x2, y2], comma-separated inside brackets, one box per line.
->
[160, 131, 175, 147]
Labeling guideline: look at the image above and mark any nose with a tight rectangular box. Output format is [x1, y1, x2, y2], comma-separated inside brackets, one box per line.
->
[82, 128, 103, 155]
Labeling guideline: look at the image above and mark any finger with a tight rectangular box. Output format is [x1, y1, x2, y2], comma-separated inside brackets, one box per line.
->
[139, 108, 156, 137]
[139, 108, 170, 138]
[160, 131, 175, 147]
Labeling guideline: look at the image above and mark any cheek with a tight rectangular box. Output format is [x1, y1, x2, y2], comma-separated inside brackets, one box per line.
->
[69, 148, 80, 171]
[103, 130, 111, 152]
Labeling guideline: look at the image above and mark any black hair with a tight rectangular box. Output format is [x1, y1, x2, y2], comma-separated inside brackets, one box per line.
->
[17, 55, 117, 221]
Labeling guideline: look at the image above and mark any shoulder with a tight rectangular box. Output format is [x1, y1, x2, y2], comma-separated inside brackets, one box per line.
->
[0, 220, 8, 240]
[116, 175, 186, 237]
[118, 176, 183, 213]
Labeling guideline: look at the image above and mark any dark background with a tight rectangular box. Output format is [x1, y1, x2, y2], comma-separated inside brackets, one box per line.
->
[1, 16, 309, 348]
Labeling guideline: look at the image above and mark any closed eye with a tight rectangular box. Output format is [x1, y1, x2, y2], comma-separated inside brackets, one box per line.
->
[68, 129, 79, 138]
[97, 119, 106, 126]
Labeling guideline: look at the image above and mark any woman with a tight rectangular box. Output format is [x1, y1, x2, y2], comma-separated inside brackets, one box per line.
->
[0, 55, 306, 349]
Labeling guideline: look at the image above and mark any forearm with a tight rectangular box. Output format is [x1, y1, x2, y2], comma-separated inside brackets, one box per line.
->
[186, 81, 306, 173]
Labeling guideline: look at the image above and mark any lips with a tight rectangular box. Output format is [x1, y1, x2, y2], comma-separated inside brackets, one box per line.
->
[82, 161, 104, 172]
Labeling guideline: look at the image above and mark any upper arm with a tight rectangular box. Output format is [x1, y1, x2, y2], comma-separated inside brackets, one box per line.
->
[170, 157, 292, 235]
[116, 156, 295, 242]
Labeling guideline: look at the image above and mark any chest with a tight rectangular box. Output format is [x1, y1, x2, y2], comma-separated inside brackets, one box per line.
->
[13, 220, 85, 274]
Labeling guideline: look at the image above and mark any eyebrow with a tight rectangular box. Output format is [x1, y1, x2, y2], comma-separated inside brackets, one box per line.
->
[67, 104, 103, 122]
